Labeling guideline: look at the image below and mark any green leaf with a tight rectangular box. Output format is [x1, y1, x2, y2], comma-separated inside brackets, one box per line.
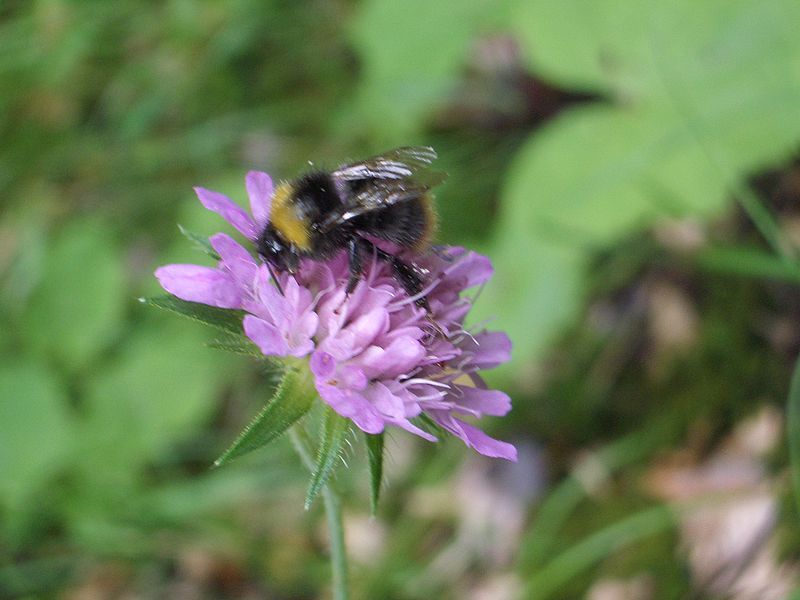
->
[214, 366, 317, 467]
[477, 235, 585, 377]
[141, 295, 244, 335]
[0, 360, 73, 504]
[207, 332, 264, 357]
[491, 0, 800, 368]
[178, 224, 220, 260]
[518, 419, 675, 571]
[305, 406, 350, 509]
[349, 0, 508, 138]
[365, 432, 384, 515]
[511, 0, 660, 95]
[788, 353, 800, 518]
[22, 219, 125, 372]
[82, 319, 237, 479]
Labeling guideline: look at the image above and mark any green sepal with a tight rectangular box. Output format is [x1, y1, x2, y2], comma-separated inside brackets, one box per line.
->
[305, 406, 350, 509]
[141, 295, 244, 335]
[214, 366, 316, 467]
[178, 224, 220, 260]
[365, 432, 385, 515]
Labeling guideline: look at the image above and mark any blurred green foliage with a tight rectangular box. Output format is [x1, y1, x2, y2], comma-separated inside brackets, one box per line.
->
[1, 0, 800, 597]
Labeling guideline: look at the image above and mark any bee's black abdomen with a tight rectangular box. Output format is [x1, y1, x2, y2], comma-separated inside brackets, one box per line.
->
[355, 196, 430, 248]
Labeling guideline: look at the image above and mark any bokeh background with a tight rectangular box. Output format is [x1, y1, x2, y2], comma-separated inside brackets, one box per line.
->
[2, 0, 800, 598]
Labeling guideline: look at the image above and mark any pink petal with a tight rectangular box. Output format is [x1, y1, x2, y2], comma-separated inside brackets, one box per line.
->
[295, 311, 319, 341]
[155, 264, 242, 309]
[359, 337, 425, 380]
[433, 413, 517, 461]
[465, 331, 512, 369]
[310, 351, 336, 379]
[288, 312, 318, 357]
[435, 301, 470, 325]
[318, 331, 357, 361]
[243, 315, 289, 356]
[316, 383, 385, 434]
[339, 365, 368, 391]
[347, 307, 389, 352]
[210, 233, 257, 285]
[195, 186, 257, 240]
[381, 324, 425, 345]
[249, 266, 290, 326]
[364, 382, 405, 419]
[455, 420, 517, 461]
[442, 250, 493, 289]
[245, 171, 273, 228]
[451, 385, 511, 417]
[289, 337, 315, 358]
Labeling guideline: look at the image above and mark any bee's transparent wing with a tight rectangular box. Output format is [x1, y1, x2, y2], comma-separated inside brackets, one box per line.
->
[320, 173, 447, 232]
[332, 146, 438, 181]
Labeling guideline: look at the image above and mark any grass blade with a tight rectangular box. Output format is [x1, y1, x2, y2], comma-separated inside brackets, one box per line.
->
[788, 353, 800, 517]
[522, 505, 676, 600]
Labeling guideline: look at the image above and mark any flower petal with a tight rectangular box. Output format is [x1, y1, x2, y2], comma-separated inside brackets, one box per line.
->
[432, 413, 517, 461]
[442, 250, 493, 289]
[316, 383, 385, 434]
[210, 233, 257, 285]
[359, 337, 425, 380]
[455, 420, 517, 461]
[244, 266, 290, 327]
[451, 385, 511, 417]
[462, 331, 512, 370]
[310, 350, 336, 379]
[339, 365, 368, 391]
[348, 307, 389, 352]
[195, 187, 257, 240]
[363, 382, 405, 419]
[155, 264, 242, 308]
[243, 315, 289, 356]
[288, 312, 318, 357]
[245, 171, 273, 228]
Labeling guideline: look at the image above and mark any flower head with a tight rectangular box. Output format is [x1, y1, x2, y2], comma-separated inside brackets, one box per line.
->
[156, 172, 516, 461]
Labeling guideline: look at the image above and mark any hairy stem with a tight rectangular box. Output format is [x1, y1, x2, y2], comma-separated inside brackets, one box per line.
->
[289, 426, 349, 600]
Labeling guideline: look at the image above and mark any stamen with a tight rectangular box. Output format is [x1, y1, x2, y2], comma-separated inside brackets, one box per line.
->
[403, 378, 451, 389]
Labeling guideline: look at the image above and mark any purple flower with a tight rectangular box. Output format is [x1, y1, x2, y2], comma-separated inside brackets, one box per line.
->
[156, 172, 517, 461]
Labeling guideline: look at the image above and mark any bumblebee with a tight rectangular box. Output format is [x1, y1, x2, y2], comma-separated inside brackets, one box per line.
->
[257, 146, 446, 307]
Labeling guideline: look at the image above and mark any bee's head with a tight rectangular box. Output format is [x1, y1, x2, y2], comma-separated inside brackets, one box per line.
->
[257, 224, 300, 273]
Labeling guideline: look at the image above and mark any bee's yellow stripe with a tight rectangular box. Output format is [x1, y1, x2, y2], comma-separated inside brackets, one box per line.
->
[270, 183, 312, 250]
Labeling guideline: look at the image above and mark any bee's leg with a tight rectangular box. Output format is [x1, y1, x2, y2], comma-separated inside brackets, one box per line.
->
[373, 247, 430, 311]
[346, 237, 368, 294]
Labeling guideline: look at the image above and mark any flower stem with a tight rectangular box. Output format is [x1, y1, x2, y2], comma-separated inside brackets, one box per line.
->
[322, 484, 348, 600]
[289, 426, 350, 600]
